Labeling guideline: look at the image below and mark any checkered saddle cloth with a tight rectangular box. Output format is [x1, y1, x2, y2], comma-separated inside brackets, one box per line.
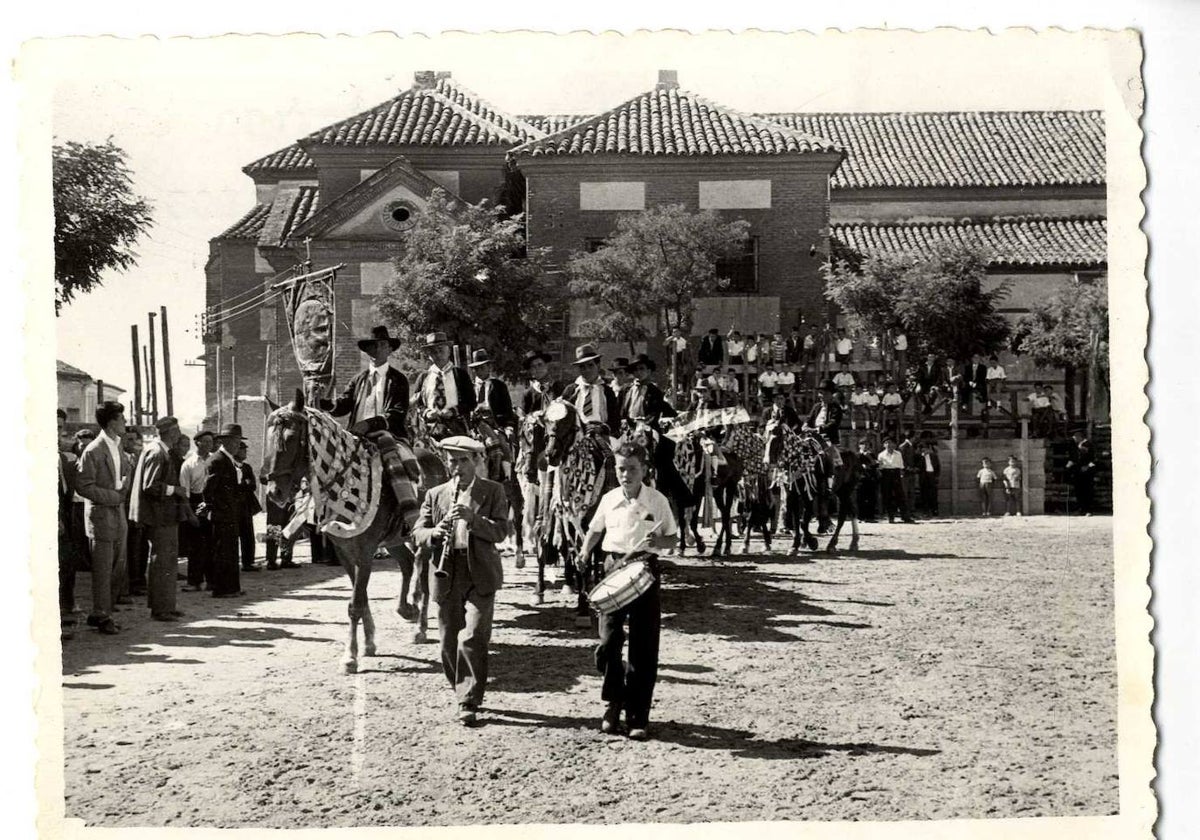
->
[301, 408, 384, 539]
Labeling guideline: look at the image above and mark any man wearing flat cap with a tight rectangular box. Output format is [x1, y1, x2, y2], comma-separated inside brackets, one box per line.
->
[129, 416, 189, 620]
[560, 344, 620, 435]
[468, 349, 516, 432]
[620, 353, 676, 431]
[414, 332, 477, 438]
[321, 325, 418, 516]
[413, 435, 509, 726]
[203, 424, 248, 598]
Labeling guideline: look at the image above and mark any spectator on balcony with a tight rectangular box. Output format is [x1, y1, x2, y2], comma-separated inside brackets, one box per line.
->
[743, 333, 759, 368]
[914, 353, 942, 412]
[697, 328, 724, 370]
[715, 367, 741, 406]
[756, 333, 774, 369]
[892, 331, 908, 381]
[962, 354, 989, 414]
[785, 326, 804, 366]
[833, 362, 856, 395]
[1043, 384, 1065, 437]
[664, 327, 690, 376]
[861, 383, 881, 430]
[881, 381, 905, 437]
[834, 328, 853, 366]
[986, 355, 1007, 408]
[725, 328, 746, 366]
[757, 360, 780, 404]
[775, 365, 795, 397]
[770, 332, 787, 366]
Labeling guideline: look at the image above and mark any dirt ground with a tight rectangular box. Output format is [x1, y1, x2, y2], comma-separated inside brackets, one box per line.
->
[59, 515, 1116, 828]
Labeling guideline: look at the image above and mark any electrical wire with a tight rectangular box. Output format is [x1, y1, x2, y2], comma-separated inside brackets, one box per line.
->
[205, 265, 299, 314]
[206, 290, 284, 329]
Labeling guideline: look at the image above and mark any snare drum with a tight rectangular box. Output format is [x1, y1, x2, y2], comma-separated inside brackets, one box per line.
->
[587, 557, 656, 615]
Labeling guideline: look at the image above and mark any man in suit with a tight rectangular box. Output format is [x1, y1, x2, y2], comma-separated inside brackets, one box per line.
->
[129, 416, 189, 621]
[914, 353, 943, 412]
[413, 436, 509, 726]
[234, 441, 263, 572]
[323, 325, 419, 515]
[1066, 431, 1097, 516]
[203, 424, 247, 598]
[697, 328, 724, 369]
[520, 350, 560, 417]
[561, 344, 620, 436]
[620, 353, 676, 431]
[897, 430, 920, 522]
[468, 349, 516, 431]
[806, 381, 846, 467]
[179, 429, 214, 591]
[74, 401, 132, 635]
[917, 439, 942, 516]
[784, 326, 804, 366]
[122, 427, 149, 599]
[414, 331, 477, 438]
[57, 410, 80, 639]
[961, 354, 988, 414]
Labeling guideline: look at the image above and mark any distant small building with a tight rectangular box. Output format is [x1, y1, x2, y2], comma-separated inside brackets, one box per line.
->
[57, 360, 127, 425]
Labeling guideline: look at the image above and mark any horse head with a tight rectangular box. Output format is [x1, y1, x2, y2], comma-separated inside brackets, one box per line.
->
[262, 388, 311, 509]
[541, 399, 579, 467]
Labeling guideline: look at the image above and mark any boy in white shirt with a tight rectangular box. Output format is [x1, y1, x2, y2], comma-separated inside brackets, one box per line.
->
[977, 457, 997, 516]
[881, 382, 904, 438]
[1002, 456, 1023, 516]
[986, 354, 1007, 408]
[860, 384, 881, 430]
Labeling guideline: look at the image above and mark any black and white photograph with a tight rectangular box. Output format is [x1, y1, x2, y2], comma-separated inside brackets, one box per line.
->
[17, 23, 1156, 838]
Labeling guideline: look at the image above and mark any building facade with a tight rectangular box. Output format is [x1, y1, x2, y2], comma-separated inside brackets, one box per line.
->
[204, 69, 1106, 424]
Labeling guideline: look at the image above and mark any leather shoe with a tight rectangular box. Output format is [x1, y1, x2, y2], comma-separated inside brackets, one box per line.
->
[280, 561, 300, 569]
[627, 727, 649, 741]
[151, 613, 177, 622]
[601, 705, 623, 735]
[458, 708, 478, 726]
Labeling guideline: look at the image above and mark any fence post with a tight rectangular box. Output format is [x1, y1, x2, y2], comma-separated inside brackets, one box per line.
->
[1020, 419, 1031, 516]
[949, 401, 959, 516]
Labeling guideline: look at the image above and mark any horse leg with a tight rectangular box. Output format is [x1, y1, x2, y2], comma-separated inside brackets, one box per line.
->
[849, 510, 860, 552]
[826, 501, 847, 553]
[718, 489, 734, 557]
[691, 501, 706, 555]
[803, 500, 819, 552]
[389, 543, 418, 622]
[337, 543, 365, 674]
[673, 498, 687, 555]
[787, 489, 804, 555]
[411, 546, 430, 643]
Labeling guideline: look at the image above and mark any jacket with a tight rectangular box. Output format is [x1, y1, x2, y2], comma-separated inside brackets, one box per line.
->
[561, 380, 620, 430]
[238, 460, 263, 517]
[130, 441, 187, 527]
[323, 364, 410, 439]
[474, 376, 516, 429]
[203, 448, 243, 525]
[75, 433, 132, 540]
[806, 398, 845, 443]
[414, 365, 477, 420]
[915, 361, 944, 394]
[697, 334, 724, 367]
[784, 336, 803, 364]
[521, 380, 562, 416]
[413, 476, 508, 600]
[899, 439, 919, 473]
[619, 380, 676, 426]
[962, 363, 988, 396]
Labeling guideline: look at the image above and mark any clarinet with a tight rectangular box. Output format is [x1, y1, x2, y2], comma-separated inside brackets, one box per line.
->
[433, 475, 460, 579]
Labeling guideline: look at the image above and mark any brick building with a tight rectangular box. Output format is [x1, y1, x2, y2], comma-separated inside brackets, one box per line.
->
[205, 69, 1106, 429]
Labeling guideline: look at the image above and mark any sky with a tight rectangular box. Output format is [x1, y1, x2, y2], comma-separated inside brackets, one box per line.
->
[39, 29, 1116, 429]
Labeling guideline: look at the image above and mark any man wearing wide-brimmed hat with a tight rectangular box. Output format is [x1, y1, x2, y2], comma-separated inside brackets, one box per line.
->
[321, 325, 419, 519]
[129, 416, 190, 621]
[560, 343, 619, 434]
[620, 353, 676, 430]
[519, 350, 560, 417]
[805, 380, 845, 468]
[413, 435, 509, 727]
[203, 423, 248, 598]
[414, 331, 477, 438]
[468, 348, 515, 431]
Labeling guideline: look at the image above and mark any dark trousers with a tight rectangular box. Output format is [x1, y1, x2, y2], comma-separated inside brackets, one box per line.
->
[71, 502, 92, 570]
[919, 472, 940, 515]
[184, 494, 212, 586]
[310, 530, 329, 564]
[238, 513, 256, 569]
[437, 549, 495, 709]
[146, 525, 179, 616]
[59, 525, 77, 613]
[595, 561, 661, 729]
[1074, 474, 1095, 514]
[880, 470, 907, 521]
[126, 522, 149, 590]
[265, 500, 295, 567]
[209, 520, 242, 596]
[857, 476, 878, 521]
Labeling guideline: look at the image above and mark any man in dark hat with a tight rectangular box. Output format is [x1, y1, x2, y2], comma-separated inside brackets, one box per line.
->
[610, 357, 632, 406]
[620, 353, 676, 430]
[129, 416, 189, 621]
[468, 349, 516, 432]
[413, 435, 509, 727]
[203, 423, 247, 598]
[561, 344, 619, 435]
[520, 350, 560, 416]
[806, 380, 845, 467]
[234, 440, 263, 572]
[414, 331, 477, 438]
[180, 428, 214, 591]
[321, 325, 418, 517]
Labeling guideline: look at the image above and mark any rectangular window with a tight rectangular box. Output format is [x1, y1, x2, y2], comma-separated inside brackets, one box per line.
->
[716, 237, 759, 293]
[360, 261, 393, 295]
[579, 182, 645, 211]
[699, 179, 772, 210]
[259, 307, 277, 342]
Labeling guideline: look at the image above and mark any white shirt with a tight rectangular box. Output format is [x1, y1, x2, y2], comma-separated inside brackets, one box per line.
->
[834, 371, 856, 387]
[836, 337, 853, 354]
[101, 430, 124, 491]
[803, 335, 815, 349]
[986, 364, 1007, 381]
[424, 362, 459, 409]
[850, 391, 865, 406]
[361, 361, 389, 419]
[758, 371, 779, 389]
[775, 371, 795, 389]
[878, 450, 905, 470]
[894, 334, 908, 351]
[727, 339, 745, 357]
[924, 453, 935, 472]
[745, 343, 758, 362]
[862, 392, 881, 407]
[883, 392, 903, 407]
[179, 451, 212, 495]
[589, 483, 679, 554]
[574, 376, 607, 423]
[666, 336, 688, 353]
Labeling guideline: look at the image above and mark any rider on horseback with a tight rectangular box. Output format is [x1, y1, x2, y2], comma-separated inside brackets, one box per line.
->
[805, 380, 846, 471]
[320, 325, 421, 522]
[560, 343, 620, 442]
[413, 331, 477, 440]
[619, 353, 677, 436]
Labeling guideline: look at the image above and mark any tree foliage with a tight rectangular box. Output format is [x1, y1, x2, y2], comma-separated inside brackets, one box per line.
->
[823, 242, 1011, 364]
[564, 205, 750, 345]
[375, 190, 562, 379]
[1014, 276, 1109, 383]
[53, 139, 154, 314]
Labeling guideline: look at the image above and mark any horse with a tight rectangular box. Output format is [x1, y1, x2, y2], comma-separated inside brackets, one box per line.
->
[774, 425, 862, 554]
[538, 399, 617, 624]
[262, 389, 444, 673]
[667, 422, 744, 558]
[620, 419, 702, 556]
[468, 407, 526, 566]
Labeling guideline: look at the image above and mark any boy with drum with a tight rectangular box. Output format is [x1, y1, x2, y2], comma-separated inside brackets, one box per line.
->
[575, 441, 679, 741]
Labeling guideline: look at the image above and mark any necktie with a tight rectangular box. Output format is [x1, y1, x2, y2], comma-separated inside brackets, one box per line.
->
[477, 379, 486, 405]
[434, 370, 447, 410]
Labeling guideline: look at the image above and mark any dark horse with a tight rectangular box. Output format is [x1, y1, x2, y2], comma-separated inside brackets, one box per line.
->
[777, 425, 863, 554]
[262, 389, 444, 672]
[621, 419, 703, 556]
[538, 399, 617, 625]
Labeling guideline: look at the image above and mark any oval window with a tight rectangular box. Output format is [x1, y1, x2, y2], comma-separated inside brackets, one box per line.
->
[381, 199, 419, 232]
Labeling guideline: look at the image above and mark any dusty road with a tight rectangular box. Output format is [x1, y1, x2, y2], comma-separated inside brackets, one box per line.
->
[60, 516, 1116, 827]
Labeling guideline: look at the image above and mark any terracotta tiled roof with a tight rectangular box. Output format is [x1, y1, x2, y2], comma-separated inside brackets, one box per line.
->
[280, 186, 320, 241]
[243, 143, 315, 175]
[57, 360, 91, 380]
[511, 88, 841, 158]
[764, 111, 1105, 189]
[305, 77, 542, 148]
[518, 114, 589, 135]
[831, 217, 1107, 268]
[217, 203, 272, 241]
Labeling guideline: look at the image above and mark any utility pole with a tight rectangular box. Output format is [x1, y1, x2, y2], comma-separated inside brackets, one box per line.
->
[160, 305, 174, 417]
[142, 345, 152, 421]
[147, 311, 159, 421]
[231, 352, 238, 423]
[215, 345, 223, 429]
[131, 324, 143, 425]
[263, 343, 273, 402]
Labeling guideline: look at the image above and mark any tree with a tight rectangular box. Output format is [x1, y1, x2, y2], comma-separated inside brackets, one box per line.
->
[824, 241, 1011, 369]
[564, 205, 750, 347]
[53, 139, 154, 314]
[375, 190, 562, 379]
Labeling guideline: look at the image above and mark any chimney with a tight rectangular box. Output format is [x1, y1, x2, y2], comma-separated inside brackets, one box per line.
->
[413, 70, 437, 89]
[656, 69, 679, 91]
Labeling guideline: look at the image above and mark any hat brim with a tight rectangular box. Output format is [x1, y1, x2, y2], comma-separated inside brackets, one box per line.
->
[423, 339, 453, 349]
[521, 353, 552, 369]
[359, 337, 402, 352]
[467, 359, 491, 368]
[572, 354, 602, 366]
[631, 359, 657, 373]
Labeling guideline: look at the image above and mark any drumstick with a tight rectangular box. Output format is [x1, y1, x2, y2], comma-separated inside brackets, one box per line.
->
[620, 519, 663, 562]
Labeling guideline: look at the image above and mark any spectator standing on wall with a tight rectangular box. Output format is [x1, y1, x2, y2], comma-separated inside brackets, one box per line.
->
[757, 359, 780, 406]
[861, 383, 881, 430]
[726, 328, 746, 366]
[892, 331, 908, 382]
[986, 355, 1007, 408]
[770, 332, 787, 366]
[697, 328, 724, 370]
[785, 326, 803, 366]
[881, 381, 904, 438]
[835, 328, 853, 366]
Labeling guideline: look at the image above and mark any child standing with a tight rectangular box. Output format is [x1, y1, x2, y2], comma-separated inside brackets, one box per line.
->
[1002, 456, 1023, 516]
[977, 457, 997, 516]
